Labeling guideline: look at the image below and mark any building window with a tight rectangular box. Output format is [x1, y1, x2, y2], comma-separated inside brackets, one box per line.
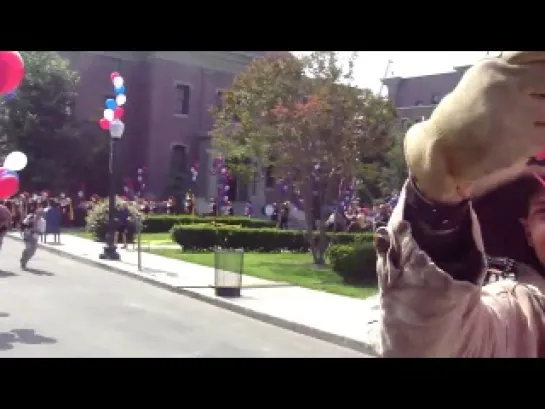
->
[170, 144, 188, 175]
[265, 166, 275, 188]
[175, 83, 191, 116]
[431, 94, 441, 104]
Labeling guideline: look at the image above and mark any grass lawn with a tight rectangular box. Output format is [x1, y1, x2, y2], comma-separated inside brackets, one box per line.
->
[149, 249, 377, 299]
[69, 231, 173, 245]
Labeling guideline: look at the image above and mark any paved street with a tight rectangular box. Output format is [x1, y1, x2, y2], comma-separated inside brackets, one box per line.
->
[0, 239, 368, 357]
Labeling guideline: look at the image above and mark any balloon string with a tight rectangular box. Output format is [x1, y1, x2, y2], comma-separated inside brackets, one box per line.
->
[533, 172, 545, 188]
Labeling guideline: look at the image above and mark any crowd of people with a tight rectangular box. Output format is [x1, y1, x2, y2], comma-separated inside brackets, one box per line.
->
[0, 189, 397, 269]
[325, 200, 396, 232]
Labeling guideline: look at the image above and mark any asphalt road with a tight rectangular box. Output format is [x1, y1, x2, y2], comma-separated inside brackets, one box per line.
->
[0, 238, 368, 358]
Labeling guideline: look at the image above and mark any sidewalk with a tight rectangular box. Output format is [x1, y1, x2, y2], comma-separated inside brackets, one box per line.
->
[6, 232, 380, 355]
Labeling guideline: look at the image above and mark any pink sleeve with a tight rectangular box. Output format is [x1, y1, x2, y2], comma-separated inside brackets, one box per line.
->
[374, 184, 545, 357]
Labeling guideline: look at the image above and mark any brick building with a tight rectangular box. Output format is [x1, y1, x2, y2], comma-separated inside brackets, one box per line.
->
[59, 51, 271, 212]
[381, 65, 471, 128]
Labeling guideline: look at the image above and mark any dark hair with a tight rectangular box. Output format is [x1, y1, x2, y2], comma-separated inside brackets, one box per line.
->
[27, 203, 37, 214]
[474, 175, 545, 273]
[515, 176, 544, 218]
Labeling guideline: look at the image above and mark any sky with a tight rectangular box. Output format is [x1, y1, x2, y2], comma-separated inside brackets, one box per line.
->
[292, 51, 502, 94]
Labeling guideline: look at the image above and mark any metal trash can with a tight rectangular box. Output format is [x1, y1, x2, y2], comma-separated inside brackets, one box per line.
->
[214, 248, 243, 297]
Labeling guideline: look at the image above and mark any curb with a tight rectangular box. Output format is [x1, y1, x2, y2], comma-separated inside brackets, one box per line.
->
[6, 235, 378, 356]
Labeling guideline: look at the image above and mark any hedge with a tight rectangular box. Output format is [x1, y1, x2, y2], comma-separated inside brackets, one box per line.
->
[327, 243, 377, 284]
[170, 224, 373, 252]
[143, 215, 275, 233]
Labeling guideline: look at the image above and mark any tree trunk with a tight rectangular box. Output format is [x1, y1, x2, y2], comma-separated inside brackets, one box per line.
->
[305, 201, 328, 267]
[305, 208, 321, 265]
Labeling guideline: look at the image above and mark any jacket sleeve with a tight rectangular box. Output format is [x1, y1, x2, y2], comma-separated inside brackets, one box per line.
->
[375, 179, 545, 357]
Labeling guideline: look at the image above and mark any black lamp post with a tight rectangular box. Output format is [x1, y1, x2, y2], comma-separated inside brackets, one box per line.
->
[99, 119, 125, 261]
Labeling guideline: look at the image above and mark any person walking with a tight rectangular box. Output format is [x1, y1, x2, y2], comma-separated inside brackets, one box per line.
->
[20, 203, 41, 270]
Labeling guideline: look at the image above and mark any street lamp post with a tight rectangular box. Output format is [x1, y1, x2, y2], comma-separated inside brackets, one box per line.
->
[99, 119, 125, 261]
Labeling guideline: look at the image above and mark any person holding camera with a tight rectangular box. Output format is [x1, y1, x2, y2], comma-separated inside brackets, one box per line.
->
[375, 51, 545, 357]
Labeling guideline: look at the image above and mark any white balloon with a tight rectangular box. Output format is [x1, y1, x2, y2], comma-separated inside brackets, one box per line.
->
[3, 151, 27, 171]
[116, 93, 127, 106]
[113, 76, 124, 88]
[264, 204, 274, 217]
[104, 109, 114, 122]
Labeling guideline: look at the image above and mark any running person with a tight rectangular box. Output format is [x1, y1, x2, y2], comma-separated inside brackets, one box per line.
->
[20, 203, 41, 270]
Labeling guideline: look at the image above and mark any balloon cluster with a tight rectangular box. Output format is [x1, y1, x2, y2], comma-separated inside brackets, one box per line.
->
[0, 51, 24, 96]
[0, 151, 27, 199]
[136, 167, 146, 196]
[214, 156, 231, 205]
[98, 72, 127, 130]
[190, 162, 199, 182]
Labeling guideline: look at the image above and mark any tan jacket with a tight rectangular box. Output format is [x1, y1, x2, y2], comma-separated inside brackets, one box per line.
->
[375, 182, 545, 357]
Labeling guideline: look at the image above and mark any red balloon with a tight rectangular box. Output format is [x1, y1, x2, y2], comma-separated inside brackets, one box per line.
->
[0, 51, 24, 95]
[113, 107, 124, 120]
[0, 175, 19, 199]
[536, 151, 545, 161]
[110, 71, 120, 81]
[99, 118, 110, 130]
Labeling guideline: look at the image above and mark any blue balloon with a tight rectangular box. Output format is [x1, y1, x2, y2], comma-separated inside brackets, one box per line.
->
[5, 92, 14, 100]
[115, 85, 125, 95]
[105, 98, 116, 110]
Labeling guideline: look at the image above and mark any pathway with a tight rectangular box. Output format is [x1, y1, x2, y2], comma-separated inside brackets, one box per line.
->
[6, 232, 381, 355]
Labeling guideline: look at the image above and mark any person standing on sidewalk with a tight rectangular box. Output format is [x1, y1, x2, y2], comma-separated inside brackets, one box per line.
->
[0, 201, 11, 251]
[20, 203, 42, 270]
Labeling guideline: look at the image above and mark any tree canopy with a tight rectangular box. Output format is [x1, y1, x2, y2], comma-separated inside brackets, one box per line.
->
[0, 51, 109, 194]
[210, 51, 397, 263]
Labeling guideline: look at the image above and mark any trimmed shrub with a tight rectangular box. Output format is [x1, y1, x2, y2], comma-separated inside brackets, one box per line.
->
[170, 224, 373, 252]
[85, 197, 143, 242]
[327, 243, 377, 284]
[144, 215, 275, 233]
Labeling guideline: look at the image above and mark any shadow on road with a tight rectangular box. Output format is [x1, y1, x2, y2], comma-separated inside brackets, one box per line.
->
[0, 329, 57, 351]
[25, 268, 54, 276]
[0, 270, 17, 278]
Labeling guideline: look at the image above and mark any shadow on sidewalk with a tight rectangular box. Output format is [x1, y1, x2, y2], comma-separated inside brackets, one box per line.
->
[0, 329, 57, 351]
[0, 270, 17, 278]
[141, 267, 295, 290]
[25, 268, 54, 276]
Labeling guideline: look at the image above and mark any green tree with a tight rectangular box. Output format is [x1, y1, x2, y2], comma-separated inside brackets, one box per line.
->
[211, 52, 396, 265]
[0, 51, 88, 193]
[379, 130, 407, 194]
[357, 128, 407, 201]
